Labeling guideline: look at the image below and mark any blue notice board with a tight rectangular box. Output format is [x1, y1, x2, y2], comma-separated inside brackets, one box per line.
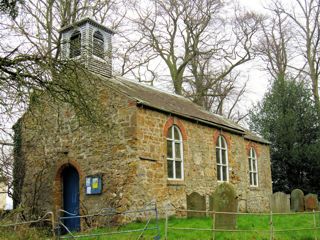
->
[85, 176, 102, 195]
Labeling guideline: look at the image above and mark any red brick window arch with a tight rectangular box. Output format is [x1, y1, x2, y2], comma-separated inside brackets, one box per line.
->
[216, 135, 229, 182]
[167, 125, 184, 180]
[248, 147, 258, 187]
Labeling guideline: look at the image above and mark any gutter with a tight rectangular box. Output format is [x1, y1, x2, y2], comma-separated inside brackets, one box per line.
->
[136, 101, 245, 136]
[136, 101, 270, 145]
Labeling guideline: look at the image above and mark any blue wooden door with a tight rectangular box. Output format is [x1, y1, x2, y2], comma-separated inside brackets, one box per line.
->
[63, 166, 80, 231]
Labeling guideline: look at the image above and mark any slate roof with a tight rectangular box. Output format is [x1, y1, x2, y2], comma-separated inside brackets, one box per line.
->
[100, 75, 269, 144]
[59, 17, 115, 34]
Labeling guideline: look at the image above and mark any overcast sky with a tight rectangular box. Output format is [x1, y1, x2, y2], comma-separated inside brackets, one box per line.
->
[236, 0, 295, 104]
[239, 0, 266, 11]
[237, 0, 271, 104]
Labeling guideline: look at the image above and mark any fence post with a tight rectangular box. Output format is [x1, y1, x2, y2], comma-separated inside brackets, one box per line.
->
[154, 202, 161, 239]
[13, 213, 19, 231]
[212, 211, 215, 240]
[165, 208, 168, 240]
[57, 215, 61, 240]
[269, 211, 273, 240]
[313, 210, 317, 240]
[50, 212, 56, 238]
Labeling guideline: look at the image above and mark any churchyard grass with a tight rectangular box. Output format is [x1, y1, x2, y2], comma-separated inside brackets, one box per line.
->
[71, 212, 320, 239]
[1, 213, 320, 239]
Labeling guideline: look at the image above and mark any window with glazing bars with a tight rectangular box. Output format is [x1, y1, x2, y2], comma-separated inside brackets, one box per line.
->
[249, 147, 258, 186]
[167, 125, 183, 179]
[216, 135, 229, 181]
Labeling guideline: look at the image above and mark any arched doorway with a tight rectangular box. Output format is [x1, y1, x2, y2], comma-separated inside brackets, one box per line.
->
[61, 165, 80, 231]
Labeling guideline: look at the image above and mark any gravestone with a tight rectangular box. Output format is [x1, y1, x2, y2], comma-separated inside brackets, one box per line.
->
[305, 194, 318, 211]
[187, 192, 206, 217]
[290, 189, 304, 212]
[211, 183, 238, 229]
[271, 192, 290, 213]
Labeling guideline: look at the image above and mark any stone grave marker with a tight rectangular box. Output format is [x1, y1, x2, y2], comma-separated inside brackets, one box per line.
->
[305, 194, 318, 211]
[290, 189, 304, 212]
[211, 183, 238, 229]
[187, 192, 206, 217]
[271, 192, 290, 213]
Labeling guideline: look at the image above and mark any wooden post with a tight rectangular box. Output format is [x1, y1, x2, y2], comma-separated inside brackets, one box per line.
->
[212, 211, 215, 240]
[269, 211, 273, 240]
[165, 208, 168, 240]
[13, 213, 19, 231]
[50, 212, 56, 238]
[313, 210, 317, 240]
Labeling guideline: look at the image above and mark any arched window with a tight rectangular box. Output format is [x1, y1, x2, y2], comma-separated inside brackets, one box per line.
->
[216, 135, 228, 181]
[248, 148, 258, 186]
[167, 125, 183, 179]
[93, 31, 104, 58]
[70, 30, 81, 58]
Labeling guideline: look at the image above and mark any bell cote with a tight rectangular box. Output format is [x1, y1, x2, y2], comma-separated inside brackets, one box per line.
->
[60, 18, 114, 78]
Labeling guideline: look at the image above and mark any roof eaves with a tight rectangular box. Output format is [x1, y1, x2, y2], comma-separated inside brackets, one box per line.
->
[244, 135, 271, 145]
[136, 100, 245, 135]
[59, 17, 115, 34]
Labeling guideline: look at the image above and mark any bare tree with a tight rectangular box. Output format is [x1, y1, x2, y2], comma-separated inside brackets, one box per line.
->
[187, 10, 261, 114]
[0, 0, 128, 204]
[256, 7, 291, 81]
[131, 0, 223, 95]
[271, 0, 320, 109]
[130, 1, 261, 122]
[0, 0, 128, 117]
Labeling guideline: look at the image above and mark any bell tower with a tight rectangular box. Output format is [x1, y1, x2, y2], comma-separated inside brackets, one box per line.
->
[60, 18, 114, 78]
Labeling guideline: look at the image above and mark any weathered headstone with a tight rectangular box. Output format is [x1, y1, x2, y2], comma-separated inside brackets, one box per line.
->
[187, 192, 206, 217]
[290, 189, 304, 212]
[211, 183, 238, 229]
[271, 192, 290, 213]
[305, 194, 318, 211]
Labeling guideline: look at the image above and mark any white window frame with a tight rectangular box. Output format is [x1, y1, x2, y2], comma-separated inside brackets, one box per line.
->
[166, 125, 184, 180]
[216, 135, 229, 182]
[249, 147, 258, 187]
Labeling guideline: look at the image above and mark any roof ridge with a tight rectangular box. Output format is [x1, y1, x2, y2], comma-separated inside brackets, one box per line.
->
[114, 76, 247, 130]
[114, 76, 193, 101]
[96, 74, 268, 144]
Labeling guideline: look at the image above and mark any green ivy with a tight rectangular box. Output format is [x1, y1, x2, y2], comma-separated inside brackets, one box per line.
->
[12, 118, 25, 208]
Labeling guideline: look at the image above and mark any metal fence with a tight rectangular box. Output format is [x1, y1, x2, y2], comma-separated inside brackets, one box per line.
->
[2, 206, 320, 239]
[57, 202, 161, 239]
[164, 209, 320, 240]
[0, 210, 55, 238]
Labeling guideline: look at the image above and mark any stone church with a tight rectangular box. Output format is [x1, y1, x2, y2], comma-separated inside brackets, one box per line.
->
[14, 18, 272, 230]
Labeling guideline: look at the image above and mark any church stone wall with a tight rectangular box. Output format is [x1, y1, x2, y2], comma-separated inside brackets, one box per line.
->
[18, 81, 272, 221]
[18, 85, 139, 218]
[133, 107, 272, 213]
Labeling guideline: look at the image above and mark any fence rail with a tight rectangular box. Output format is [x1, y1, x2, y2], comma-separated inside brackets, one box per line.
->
[0, 211, 55, 237]
[164, 208, 320, 240]
[1, 206, 320, 239]
[57, 202, 161, 239]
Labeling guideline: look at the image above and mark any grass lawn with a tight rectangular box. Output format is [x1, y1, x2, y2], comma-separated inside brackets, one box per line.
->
[65, 212, 320, 240]
[2, 212, 320, 239]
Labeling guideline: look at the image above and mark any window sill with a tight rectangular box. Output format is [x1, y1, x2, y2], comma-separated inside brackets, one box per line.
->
[167, 179, 185, 186]
[217, 180, 229, 184]
[248, 186, 259, 191]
